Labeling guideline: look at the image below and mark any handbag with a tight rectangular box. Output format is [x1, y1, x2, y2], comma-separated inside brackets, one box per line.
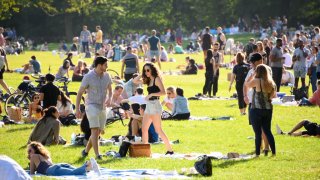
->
[194, 155, 212, 176]
[59, 114, 77, 126]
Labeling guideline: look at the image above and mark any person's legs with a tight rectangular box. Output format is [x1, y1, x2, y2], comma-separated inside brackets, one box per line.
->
[212, 75, 219, 96]
[151, 114, 173, 152]
[288, 120, 307, 134]
[250, 109, 262, 156]
[95, 43, 102, 53]
[272, 67, 282, 92]
[294, 78, 299, 89]
[124, 73, 133, 82]
[131, 119, 140, 136]
[142, 114, 153, 144]
[261, 129, 269, 151]
[203, 50, 208, 59]
[47, 163, 86, 176]
[236, 84, 246, 114]
[203, 73, 212, 96]
[0, 79, 10, 94]
[172, 113, 190, 120]
[85, 128, 100, 156]
[261, 110, 276, 155]
[155, 52, 161, 69]
[301, 77, 306, 88]
[311, 67, 317, 93]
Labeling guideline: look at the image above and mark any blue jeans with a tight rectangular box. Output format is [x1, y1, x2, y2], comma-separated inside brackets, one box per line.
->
[46, 163, 86, 176]
[250, 108, 276, 155]
[310, 66, 317, 93]
[82, 42, 89, 53]
[95, 43, 102, 52]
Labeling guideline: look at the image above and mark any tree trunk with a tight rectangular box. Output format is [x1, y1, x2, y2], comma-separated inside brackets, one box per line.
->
[64, 13, 73, 41]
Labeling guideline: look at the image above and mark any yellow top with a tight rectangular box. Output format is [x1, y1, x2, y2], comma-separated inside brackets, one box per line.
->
[96, 30, 103, 43]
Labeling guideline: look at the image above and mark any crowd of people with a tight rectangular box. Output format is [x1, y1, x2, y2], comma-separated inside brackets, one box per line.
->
[0, 21, 320, 178]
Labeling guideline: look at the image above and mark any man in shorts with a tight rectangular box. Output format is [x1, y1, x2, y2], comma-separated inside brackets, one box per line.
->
[148, 30, 161, 69]
[277, 120, 320, 137]
[292, 39, 310, 89]
[76, 56, 112, 160]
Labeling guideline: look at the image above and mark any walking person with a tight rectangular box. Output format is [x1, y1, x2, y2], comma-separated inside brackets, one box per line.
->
[292, 39, 310, 90]
[202, 49, 214, 97]
[95, 26, 103, 53]
[148, 30, 162, 69]
[212, 42, 222, 97]
[80, 25, 92, 53]
[244, 64, 277, 157]
[307, 46, 318, 93]
[75, 56, 112, 160]
[201, 26, 213, 59]
[270, 38, 285, 92]
[216, 27, 226, 63]
[121, 46, 139, 81]
[140, 63, 174, 155]
[229, 52, 250, 115]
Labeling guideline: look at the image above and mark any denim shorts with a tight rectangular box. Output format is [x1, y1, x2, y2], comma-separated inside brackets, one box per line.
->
[145, 100, 162, 115]
[149, 50, 160, 58]
[85, 105, 107, 129]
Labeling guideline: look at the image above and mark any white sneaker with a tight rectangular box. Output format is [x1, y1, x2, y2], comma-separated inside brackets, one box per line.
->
[276, 124, 283, 135]
[90, 157, 101, 176]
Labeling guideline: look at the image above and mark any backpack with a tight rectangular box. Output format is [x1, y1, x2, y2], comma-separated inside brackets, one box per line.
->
[194, 155, 212, 176]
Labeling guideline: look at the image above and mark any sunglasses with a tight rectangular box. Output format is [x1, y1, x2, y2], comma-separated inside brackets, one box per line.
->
[34, 97, 40, 100]
[144, 69, 151, 72]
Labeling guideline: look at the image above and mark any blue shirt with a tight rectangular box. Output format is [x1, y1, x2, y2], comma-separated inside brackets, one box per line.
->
[148, 36, 160, 51]
[30, 59, 41, 73]
[172, 96, 190, 116]
[317, 52, 320, 72]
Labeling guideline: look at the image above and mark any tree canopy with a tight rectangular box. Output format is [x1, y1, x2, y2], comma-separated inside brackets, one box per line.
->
[0, 0, 319, 41]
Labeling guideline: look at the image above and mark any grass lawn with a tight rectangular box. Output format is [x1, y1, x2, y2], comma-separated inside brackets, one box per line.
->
[0, 49, 319, 179]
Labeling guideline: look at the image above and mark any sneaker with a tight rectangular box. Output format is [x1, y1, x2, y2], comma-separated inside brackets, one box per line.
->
[165, 151, 174, 155]
[276, 124, 283, 135]
[96, 155, 103, 160]
[81, 149, 88, 157]
[90, 157, 101, 176]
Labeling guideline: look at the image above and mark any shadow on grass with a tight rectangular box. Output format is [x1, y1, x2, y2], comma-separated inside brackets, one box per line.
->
[6, 126, 33, 133]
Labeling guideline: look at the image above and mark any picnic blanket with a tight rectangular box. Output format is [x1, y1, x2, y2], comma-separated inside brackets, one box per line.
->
[188, 96, 236, 101]
[32, 169, 188, 179]
[189, 116, 235, 121]
[152, 152, 253, 161]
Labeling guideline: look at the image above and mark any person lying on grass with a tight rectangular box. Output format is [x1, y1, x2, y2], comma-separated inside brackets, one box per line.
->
[27, 141, 101, 176]
[277, 120, 320, 137]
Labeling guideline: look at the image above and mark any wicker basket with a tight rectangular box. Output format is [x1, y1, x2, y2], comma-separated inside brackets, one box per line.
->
[129, 143, 151, 157]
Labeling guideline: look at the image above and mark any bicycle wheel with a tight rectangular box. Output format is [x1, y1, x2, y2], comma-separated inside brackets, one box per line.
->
[107, 69, 119, 79]
[67, 92, 85, 112]
[5, 93, 31, 117]
[31, 73, 43, 80]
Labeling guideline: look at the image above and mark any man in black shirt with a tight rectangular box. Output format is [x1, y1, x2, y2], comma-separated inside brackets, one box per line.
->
[201, 26, 213, 59]
[39, 74, 61, 109]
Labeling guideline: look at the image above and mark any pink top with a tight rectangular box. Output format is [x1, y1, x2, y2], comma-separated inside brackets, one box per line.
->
[0, 34, 5, 47]
[309, 89, 320, 106]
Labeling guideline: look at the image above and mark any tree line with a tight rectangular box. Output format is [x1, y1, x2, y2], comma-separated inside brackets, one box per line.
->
[0, 0, 319, 42]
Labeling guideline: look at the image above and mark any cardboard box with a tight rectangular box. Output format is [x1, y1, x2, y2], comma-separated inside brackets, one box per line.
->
[8, 106, 22, 122]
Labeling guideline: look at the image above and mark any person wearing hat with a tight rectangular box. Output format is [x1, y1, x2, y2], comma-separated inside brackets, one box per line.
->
[243, 53, 272, 155]
[120, 46, 139, 82]
[17, 76, 32, 93]
[270, 38, 285, 92]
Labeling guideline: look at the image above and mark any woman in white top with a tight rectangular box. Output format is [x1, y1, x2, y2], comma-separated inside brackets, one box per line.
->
[161, 86, 176, 111]
[56, 60, 70, 79]
[56, 91, 73, 117]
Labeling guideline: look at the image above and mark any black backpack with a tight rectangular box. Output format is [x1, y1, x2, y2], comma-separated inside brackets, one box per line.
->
[194, 155, 212, 176]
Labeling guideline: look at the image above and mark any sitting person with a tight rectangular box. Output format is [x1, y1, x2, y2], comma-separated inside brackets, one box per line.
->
[29, 55, 41, 74]
[277, 120, 320, 137]
[281, 67, 294, 86]
[128, 104, 158, 143]
[161, 86, 176, 112]
[64, 53, 75, 68]
[72, 60, 84, 81]
[28, 93, 43, 123]
[171, 87, 190, 120]
[121, 73, 142, 99]
[299, 80, 320, 106]
[82, 62, 90, 75]
[109, 85, 124, 108]
[56, 91, 73, 117]
[55, 60, 70, 79]
[174, 43, 185, 54]
[176, 56, 190, 69]
[17, 76, 32, 93]
[160, 46, 168, 62]
[28, 106, 62, 145]
[27, 141, 101, 176]
[186, 41, 195, 52]
[182, 59, 198, 75]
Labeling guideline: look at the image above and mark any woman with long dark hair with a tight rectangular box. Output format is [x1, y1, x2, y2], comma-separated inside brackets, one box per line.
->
[56, 60, 70, 79]
[28, 106, 61, 145]
[244, 64, 277, 156]
[27, 141, 100, 176]
[57, 91, 73, 117]
[140, 63, 173, 155]
[202, 49, 214, 97]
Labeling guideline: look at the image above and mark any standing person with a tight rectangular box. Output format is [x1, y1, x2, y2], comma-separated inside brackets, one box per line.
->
[245, 64, 276, 157]
[212, 42, 222, 97]
[244, 38, 255, 61]
[292, 39, 310, 90]
[176, 26, 183, 45]
[201, 26, 214, 59]
[308, 47, 319, 93]
[229, 52, 250, 115]
[140, 63, 173, 155]
[95, 26, 103, 53]
[216, 27, 226, 63]
[148, 30, 162, 69]
[0, 27, 6, 47]
[39, 74, 61, 109]
[0, 47, 10, 94]
[256, 41, 267, 64]
[121, 46, 139, 81]
[80, 25, 92, 53]
[75, 56, 112, 160]
[202, 49, 214, 97]
[283, 48, 292, 69]
[270, 38, 285, 92]
[263, 38, 271, 66]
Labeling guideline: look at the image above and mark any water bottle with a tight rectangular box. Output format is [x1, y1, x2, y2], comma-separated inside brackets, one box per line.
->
[71, 133, 76, 145]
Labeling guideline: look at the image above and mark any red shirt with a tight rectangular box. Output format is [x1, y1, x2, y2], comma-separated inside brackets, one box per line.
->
[309, 89, 320, 106]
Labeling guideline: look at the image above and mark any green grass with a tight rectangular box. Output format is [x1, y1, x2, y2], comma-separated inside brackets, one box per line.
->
[0, 51, 319, 179]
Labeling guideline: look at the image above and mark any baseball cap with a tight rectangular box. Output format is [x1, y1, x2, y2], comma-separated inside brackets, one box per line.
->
[23, 76, 30, 80]
[249, 53, 262, 63]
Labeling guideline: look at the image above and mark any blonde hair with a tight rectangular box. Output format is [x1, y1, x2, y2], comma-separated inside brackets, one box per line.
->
[166, 86, 176, 94]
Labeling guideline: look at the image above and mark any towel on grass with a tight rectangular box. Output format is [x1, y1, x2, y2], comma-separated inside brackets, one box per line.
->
[152, 152, 253, 161]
